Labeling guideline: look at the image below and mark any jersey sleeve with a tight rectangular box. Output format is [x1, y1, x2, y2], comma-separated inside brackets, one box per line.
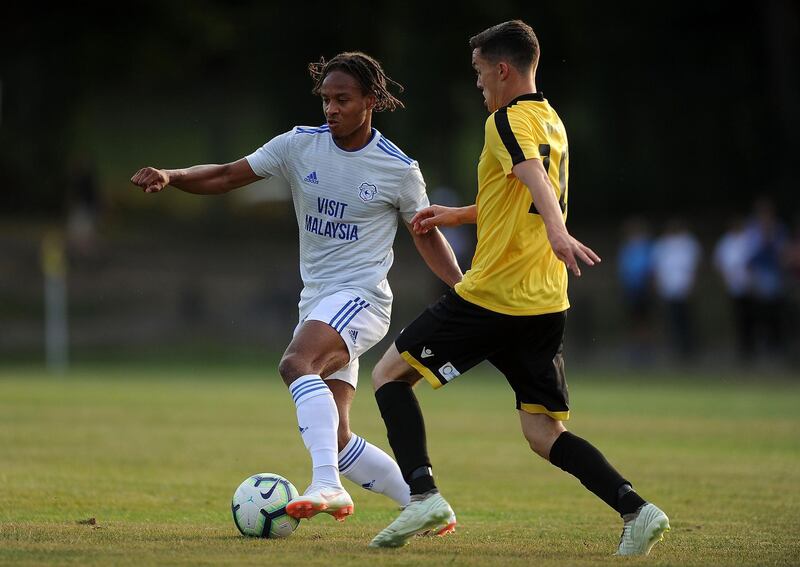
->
[486, 108, 544, 176]
[245, 130, 294, 179]
[396, 163, 430, 223]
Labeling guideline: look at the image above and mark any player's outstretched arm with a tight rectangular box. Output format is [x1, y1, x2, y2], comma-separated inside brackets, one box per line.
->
[410, 204, 477, 235]
[405, 222, 463, 287]
[512, 158, 601, 277]
[130, 158, 263, 195]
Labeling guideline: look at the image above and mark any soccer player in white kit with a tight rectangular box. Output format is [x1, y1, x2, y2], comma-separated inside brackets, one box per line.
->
[130, 52, 463, 525]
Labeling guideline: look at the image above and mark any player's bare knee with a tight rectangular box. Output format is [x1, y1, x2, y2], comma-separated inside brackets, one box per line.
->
[372, 348, 404, 390]
[278, 354, 309, 386]
[372, 359, 419, 391]
[521, 413, 566, 459]
[524, 433, 551, 459]
[371, 357, 391, 390]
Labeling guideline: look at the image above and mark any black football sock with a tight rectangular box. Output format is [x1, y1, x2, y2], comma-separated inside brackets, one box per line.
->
[375, 381, 436, 495]
[549, 431, 646, 516]
[616, 483, 647, 517]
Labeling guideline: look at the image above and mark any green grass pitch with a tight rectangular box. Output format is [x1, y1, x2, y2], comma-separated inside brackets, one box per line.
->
[1, 363, 799, 566]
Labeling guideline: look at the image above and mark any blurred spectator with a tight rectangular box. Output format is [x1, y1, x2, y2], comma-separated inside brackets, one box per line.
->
[66, 157, 103, 258]
[617, 216, 655, 364]
[784, 215, 800, 360]
[429, 186, 474, 270]
[745, 198, 789, 358]
[652, 218, 701, 361]
[713, 216, 756, 362]
[428, 186, 475, 293]
[786, 217, 800, 281]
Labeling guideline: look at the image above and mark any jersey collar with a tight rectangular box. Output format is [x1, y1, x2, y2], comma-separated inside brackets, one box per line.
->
[506, 92, 545, 107]
[329, 128, 380, 157]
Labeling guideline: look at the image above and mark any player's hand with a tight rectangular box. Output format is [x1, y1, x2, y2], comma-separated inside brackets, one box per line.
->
[130, 167, 169, 193]
[411, 205, 462, 234]
[548, 230, 601, 277]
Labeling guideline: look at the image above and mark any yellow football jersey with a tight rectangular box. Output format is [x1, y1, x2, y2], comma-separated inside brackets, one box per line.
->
[454, 92, 570, 316]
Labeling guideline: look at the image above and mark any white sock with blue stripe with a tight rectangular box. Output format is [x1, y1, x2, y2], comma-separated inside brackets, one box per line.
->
[338, 433, 410, 506]
[290, 374, 341, 489]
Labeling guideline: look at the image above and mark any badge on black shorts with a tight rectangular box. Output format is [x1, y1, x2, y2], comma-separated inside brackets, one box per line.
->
[438, 362, 460, 382]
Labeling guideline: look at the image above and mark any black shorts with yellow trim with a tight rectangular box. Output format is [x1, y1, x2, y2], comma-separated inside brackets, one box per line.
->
[396, 289, 569, 420]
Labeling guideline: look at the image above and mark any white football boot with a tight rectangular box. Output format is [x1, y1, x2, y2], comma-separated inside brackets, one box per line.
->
[369, 492, 455, 547]
[417, 508, 457, 537]
[615, 502, 670, 556]
[286, 484, 354, 522]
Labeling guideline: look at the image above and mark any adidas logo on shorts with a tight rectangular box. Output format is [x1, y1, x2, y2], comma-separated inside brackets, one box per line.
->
[348, 329, 359, 345]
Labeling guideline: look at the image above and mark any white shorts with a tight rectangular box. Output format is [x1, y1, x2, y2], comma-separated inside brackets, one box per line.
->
[294, 290, 390, 388]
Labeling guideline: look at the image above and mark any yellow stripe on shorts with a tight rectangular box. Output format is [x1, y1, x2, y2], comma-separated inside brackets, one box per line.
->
[400, 351, 443, 389]
[519, 402, 570, 421]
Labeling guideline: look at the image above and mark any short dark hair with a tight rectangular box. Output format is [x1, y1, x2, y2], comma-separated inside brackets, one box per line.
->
[308, 52, 405, 112]
[469, 20, 539, 73]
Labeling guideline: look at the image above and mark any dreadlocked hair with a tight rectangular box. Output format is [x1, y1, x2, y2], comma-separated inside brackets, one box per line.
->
[308, 52, 405, 112]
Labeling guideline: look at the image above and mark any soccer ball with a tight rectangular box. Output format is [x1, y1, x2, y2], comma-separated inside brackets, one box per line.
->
[231, 473, 300, 538]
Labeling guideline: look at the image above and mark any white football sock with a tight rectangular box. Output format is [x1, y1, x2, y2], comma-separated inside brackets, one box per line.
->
[289, 374, 341, 489]
[338, 433, 410, 506]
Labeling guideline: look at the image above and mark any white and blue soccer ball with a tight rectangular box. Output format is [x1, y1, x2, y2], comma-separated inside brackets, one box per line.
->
[231, 473, 300, 538]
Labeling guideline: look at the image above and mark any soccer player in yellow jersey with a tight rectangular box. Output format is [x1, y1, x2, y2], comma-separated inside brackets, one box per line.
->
[369, 21, 670, 555]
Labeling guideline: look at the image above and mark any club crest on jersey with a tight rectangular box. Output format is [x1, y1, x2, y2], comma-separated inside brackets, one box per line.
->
[358, 182, 377, 202]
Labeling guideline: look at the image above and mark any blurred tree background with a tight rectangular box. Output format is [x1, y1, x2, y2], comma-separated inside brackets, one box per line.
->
[3, 1, 799, 217]
[1, 1, 799, 367]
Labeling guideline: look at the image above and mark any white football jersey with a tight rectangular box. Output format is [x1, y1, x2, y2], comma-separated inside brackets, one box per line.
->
[246, 125, 429, 318]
